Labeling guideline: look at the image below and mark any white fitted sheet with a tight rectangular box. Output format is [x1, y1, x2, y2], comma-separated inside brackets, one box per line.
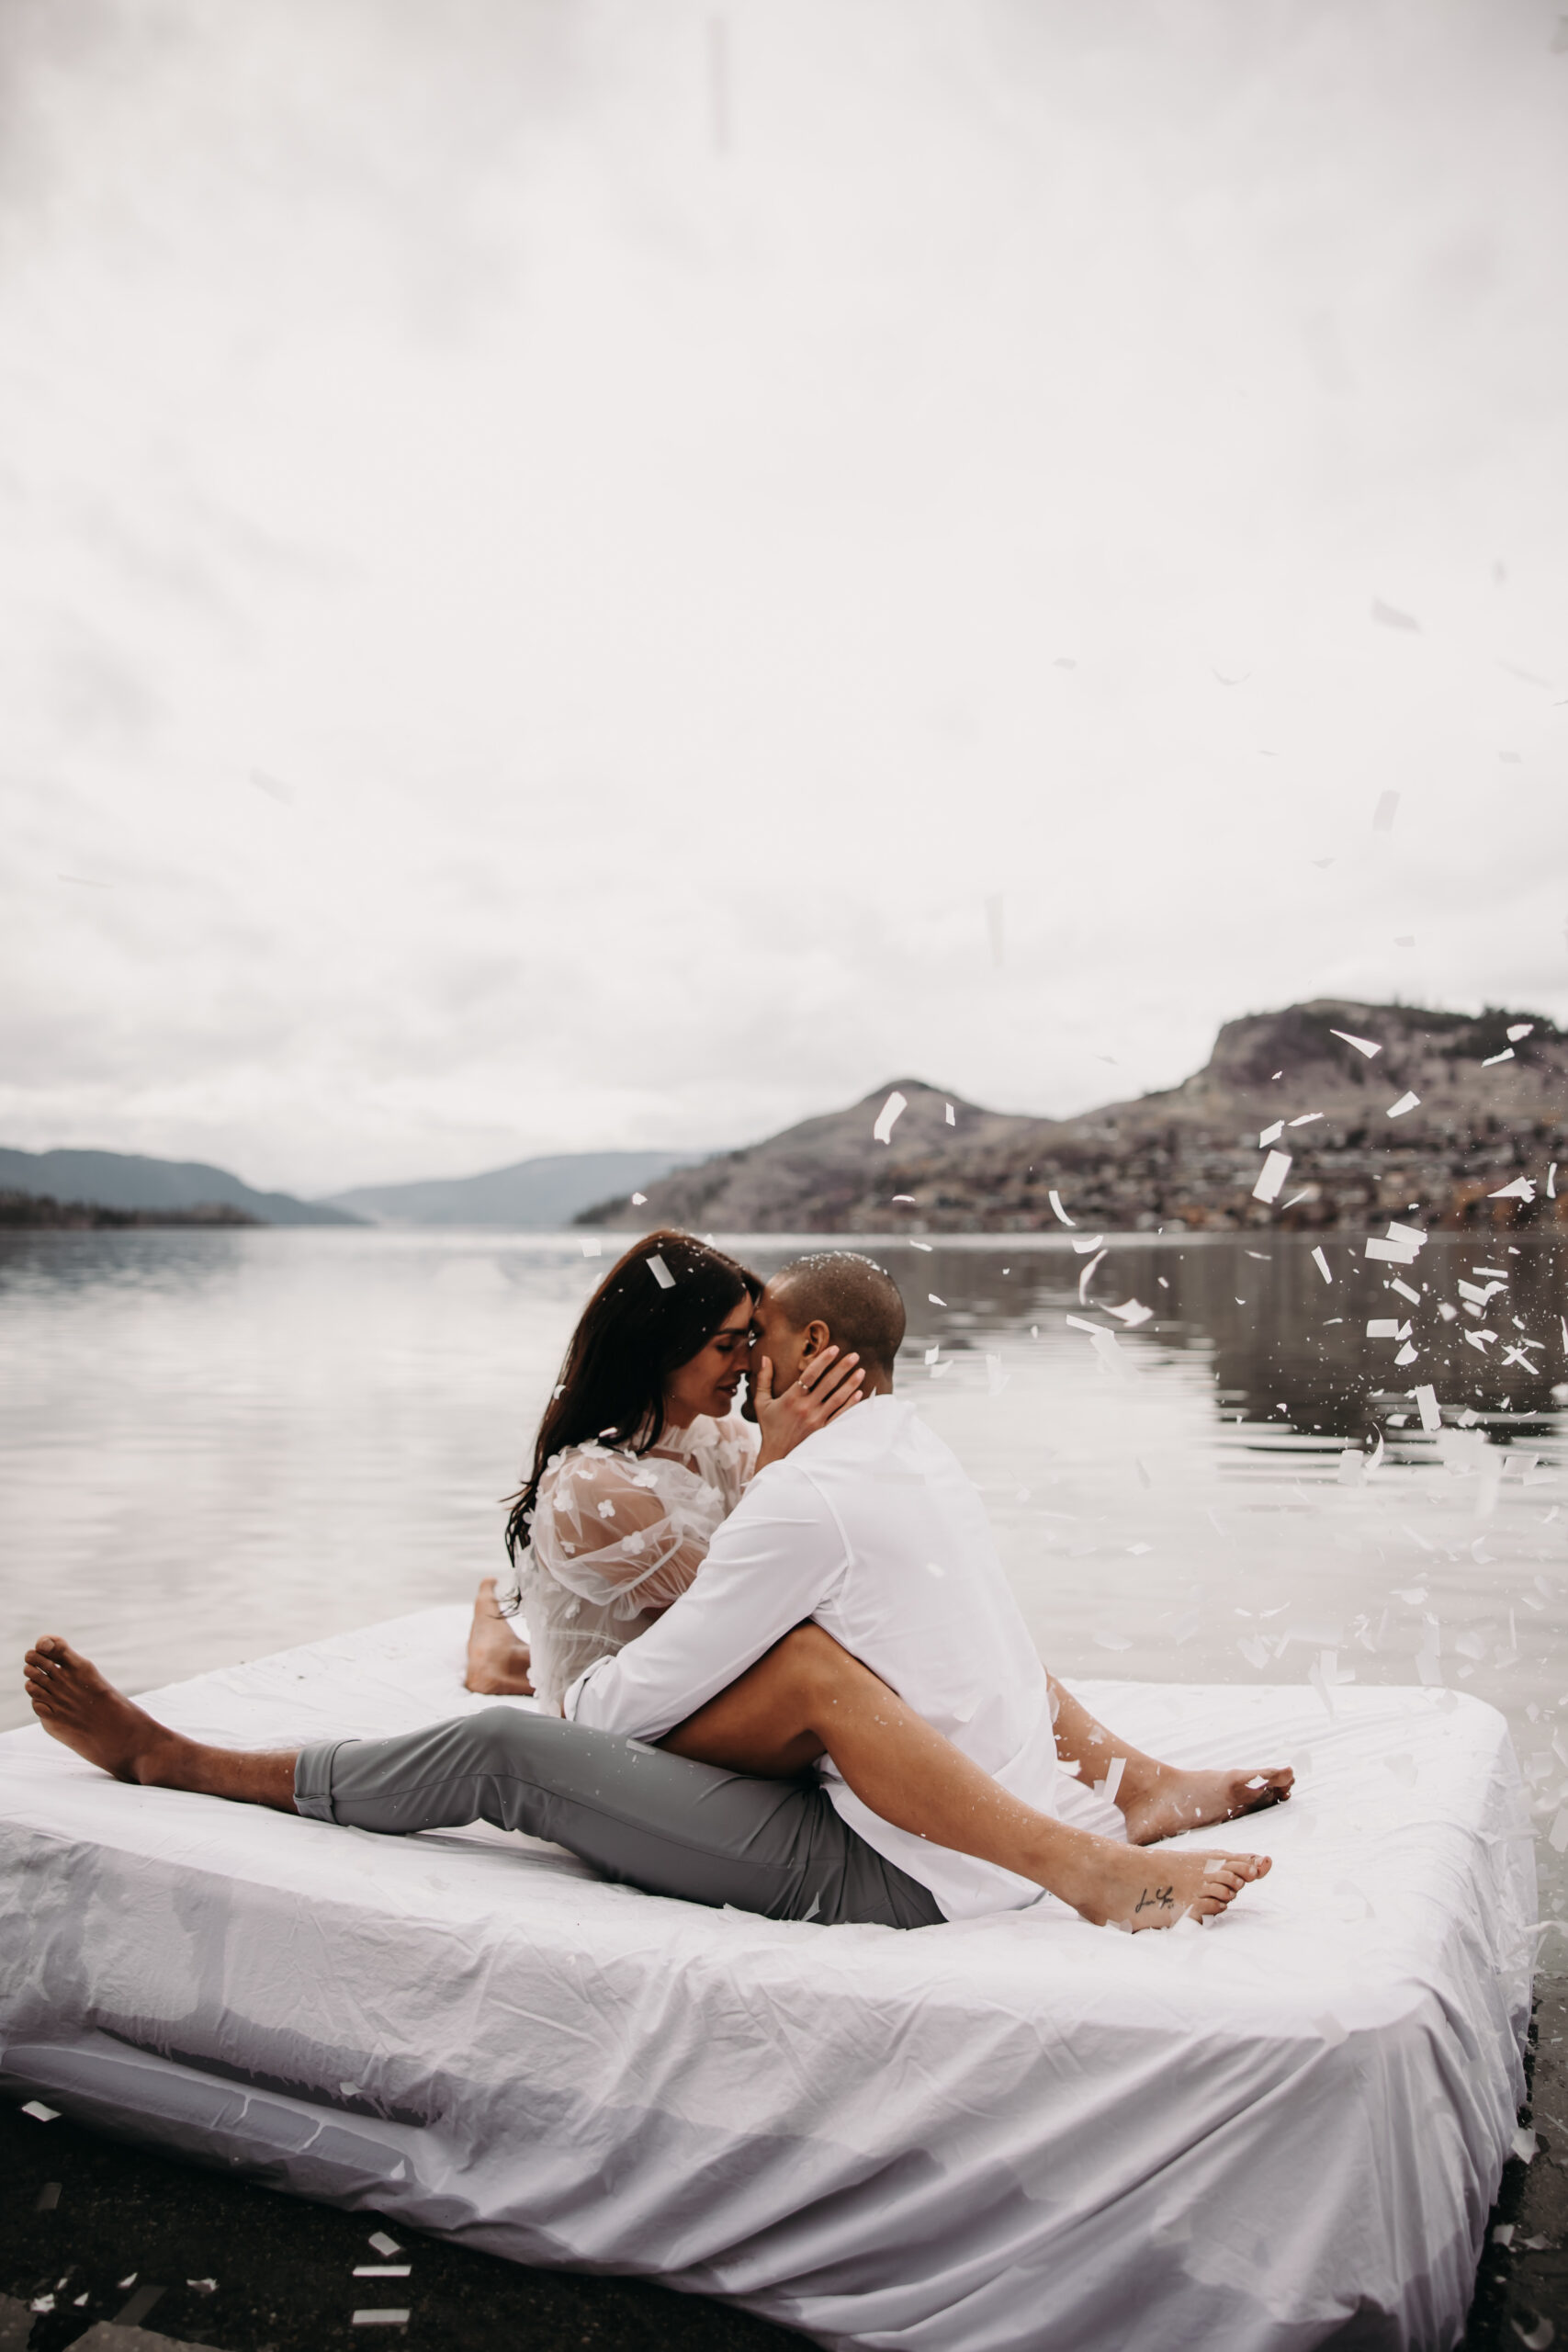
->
[0, 1605, 1535, 2351]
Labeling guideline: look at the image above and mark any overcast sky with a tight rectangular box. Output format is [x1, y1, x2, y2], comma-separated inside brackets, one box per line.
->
[4, 0, 1566, 1195]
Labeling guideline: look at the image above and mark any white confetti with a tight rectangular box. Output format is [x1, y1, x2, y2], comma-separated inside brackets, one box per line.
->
[1508, 1023, 1535, 1041]
[1047, 1189, 1076, 1227]
[944, 1102, 955, 1125]
[1253, 1150, 1292, 1204]
[646, 1253, 675, 1289]
[1483, 1048, 1516, 1067]
[1490, 1177, 1536, 1202]
[873, 1091, 908, 1144]
[1258, 1119, 1284, 1147]
[1104, 1299, 1153, 1327]
[1077, 1251, 1108, 1306]
[1330, 1028, 1382, 1057]
[1312, 1246, 1333, 1283]
[1386, 1091, 1420, 1118]
[21, 2101, 59, 2122]
[1412, 1385, 1441, 1433]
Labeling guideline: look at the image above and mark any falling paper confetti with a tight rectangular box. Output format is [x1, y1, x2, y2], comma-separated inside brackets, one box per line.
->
[1253, 1150, 1292, 1204]
[646, 1254, 675, 1289]
[1412, 1385, 1441, 1433]
[1386, 1092, 1420, 1118]
[1259, 1120, 1284, 1147]
[1312, 1247, 1333, 1283]
[1508, 1022, 1535, 1041]
[944, 1102, 955, 1125]
[1047, 1190, 1075, 1227]
[873, 1091, 908, 1144]
[1330, 1028, 1382, 1058]
[1483, 1048, 1515, 1067]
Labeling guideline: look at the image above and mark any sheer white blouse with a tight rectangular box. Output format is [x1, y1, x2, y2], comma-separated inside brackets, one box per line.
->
[511, 1412, 760, 1709]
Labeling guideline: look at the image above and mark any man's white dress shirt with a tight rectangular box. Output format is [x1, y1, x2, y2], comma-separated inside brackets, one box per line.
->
[564, 1393, 1124, 1921]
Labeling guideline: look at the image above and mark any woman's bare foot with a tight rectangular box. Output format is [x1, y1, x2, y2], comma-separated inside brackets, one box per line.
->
[1060, 1833, 1271, 1931]
[1118, 1760, 1293, 1848]
[25, 1635, 299, 1810]
[465, 1577, 535, 1697]
[23, 1636, 185, 1784]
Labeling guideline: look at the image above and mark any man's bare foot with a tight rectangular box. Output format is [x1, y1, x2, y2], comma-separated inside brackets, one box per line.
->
[1062, 1834, 1271, 1932]
[1118, 1760, 1294, 1848]
[465, 1577, 535, 1697]
[23, 1636, 184, 1784]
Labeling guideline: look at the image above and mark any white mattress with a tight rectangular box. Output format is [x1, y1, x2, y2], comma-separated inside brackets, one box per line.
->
[0, 1606, 1535, 2352]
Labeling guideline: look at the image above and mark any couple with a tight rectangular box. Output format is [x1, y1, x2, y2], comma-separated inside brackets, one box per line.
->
[25, 1234, 1290, 1933]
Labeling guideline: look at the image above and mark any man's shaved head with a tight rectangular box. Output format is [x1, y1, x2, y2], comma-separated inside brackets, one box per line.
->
[771, 1250, 906, 1380]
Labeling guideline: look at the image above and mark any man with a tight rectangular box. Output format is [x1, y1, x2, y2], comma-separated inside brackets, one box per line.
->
[23, 1252, 1286, 1934]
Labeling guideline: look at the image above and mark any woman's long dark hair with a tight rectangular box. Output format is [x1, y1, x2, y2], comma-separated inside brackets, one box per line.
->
[502, 1229, 761, 1569]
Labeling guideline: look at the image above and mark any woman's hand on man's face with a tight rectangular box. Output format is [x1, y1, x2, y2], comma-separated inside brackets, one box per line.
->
[751, 1345, 864, 1471]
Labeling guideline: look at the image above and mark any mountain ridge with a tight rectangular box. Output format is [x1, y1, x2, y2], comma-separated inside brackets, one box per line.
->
[321, 1148, 707, 1228]
[576, 1000, 1568, 1235]
[0, 1147, 361, 1227]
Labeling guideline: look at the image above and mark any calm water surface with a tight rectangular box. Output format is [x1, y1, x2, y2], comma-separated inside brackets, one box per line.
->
[4, 1225, 1566, 1912]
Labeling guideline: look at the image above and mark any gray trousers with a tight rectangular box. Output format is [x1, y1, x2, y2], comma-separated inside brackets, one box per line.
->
[295, 1706, 945, 1930]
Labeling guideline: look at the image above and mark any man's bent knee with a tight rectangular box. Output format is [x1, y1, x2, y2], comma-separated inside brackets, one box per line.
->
[770, 1623, 863, 1701]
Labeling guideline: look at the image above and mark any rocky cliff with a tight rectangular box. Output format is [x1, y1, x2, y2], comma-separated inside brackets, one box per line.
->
[577, 1001, 1568, 1236]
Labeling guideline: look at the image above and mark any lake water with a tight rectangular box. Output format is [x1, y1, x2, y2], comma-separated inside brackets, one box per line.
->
[4, 1224, 1565, 1919]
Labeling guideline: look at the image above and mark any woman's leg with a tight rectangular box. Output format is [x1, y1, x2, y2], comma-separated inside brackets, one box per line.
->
[1044, 1675, 1293, 1845]
[660, 1626, 1273, 1928]
[21, 1634, 936, 1928]
[464, 1577, 534, 1696]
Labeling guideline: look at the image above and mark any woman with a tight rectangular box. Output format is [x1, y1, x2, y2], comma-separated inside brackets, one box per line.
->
[464, 1231, 863, 1707]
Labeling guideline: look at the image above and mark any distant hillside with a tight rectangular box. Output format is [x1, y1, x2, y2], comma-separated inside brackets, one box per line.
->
[578, 1002, 1568, 1236]
[0, 1148, 361, 1227]
[0, 1190, 258, 1231]
[321, 1148, 706, 1228]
